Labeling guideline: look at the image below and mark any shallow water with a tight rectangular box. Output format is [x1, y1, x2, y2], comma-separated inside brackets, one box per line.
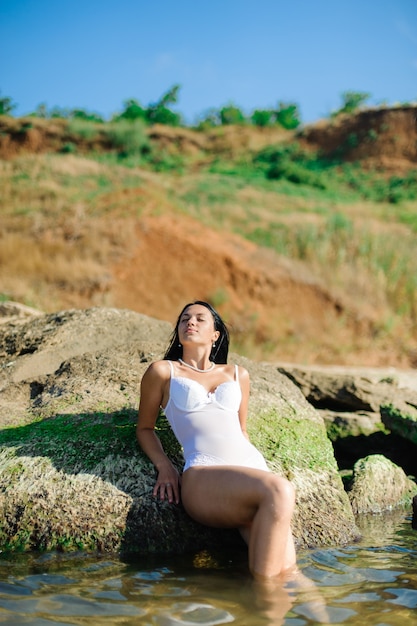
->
[0, 510, 416, 625]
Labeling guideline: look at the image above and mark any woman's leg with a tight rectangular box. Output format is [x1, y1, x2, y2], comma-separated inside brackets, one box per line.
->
[181, 466, 296, 579]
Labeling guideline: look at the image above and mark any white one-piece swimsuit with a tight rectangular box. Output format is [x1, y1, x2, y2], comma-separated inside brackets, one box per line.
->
[163, 361, 269, 472]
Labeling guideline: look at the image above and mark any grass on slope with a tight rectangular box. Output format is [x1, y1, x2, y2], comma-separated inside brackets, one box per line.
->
[168, 149, 417, 335]
[1, 144, 416, 356]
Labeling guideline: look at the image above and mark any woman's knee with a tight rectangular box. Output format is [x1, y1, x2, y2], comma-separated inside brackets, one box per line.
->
[261, 474, 295, 514]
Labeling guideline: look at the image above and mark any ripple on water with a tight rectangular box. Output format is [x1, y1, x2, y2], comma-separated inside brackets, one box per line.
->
[0, 510, 415, 625]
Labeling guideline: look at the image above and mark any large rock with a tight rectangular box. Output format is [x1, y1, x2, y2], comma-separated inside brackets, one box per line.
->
[0, 450, 132, 552]
[278, 363, 417, 442]
[0, 307, 170, 425]
[0, 306, 361, 554]
[347, 454, 417, 514]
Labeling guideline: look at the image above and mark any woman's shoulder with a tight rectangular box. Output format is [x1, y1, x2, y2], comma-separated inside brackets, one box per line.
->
[236, 363, 249, 380]
[143, 359, 172, 381]
[219, 362, 249, 381]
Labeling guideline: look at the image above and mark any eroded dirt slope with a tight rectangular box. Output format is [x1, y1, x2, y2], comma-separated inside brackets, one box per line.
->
[300, 105, 417, 173]
[108, 213, 410, 366]
[1, 107, 416, 365]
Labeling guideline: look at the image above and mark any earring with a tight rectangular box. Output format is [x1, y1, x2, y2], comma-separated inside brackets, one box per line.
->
[212, 342, 216, 348]
[178, 343, 182, 347]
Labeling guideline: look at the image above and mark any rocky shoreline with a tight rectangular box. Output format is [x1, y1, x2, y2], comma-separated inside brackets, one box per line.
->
[0, 302, 416, 555]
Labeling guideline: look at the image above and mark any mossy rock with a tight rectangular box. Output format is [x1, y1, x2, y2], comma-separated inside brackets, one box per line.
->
[0, 307, 360, 554]
[381, 403, 417, 446]
[347, 454, 417, 514]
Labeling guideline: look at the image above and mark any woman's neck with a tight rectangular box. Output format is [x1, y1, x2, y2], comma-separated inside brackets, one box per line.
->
[179, 358, 215, 373]
[179, 350, 213, 372]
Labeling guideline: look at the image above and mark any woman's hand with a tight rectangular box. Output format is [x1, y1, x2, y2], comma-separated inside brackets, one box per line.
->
[154, 464, 181, 504]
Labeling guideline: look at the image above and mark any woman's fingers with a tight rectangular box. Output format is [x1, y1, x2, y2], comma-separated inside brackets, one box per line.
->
[154, 480, 180, 504]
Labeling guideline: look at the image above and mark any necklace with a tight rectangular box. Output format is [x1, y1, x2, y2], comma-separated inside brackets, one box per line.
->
[178, 358, 215, 373]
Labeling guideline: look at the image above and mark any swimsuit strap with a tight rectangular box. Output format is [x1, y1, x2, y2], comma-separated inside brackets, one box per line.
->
[168, 360, 174, 378]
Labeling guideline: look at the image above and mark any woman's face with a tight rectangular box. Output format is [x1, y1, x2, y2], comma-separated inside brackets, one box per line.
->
[178, 304, 220, 348]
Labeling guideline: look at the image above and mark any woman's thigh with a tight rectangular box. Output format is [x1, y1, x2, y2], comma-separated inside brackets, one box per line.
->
[181, 465, 279, 528]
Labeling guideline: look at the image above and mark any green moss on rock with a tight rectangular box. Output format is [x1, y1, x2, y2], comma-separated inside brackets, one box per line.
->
[348, 454, 417, 514]
[0, 449, 131, 553]
[249, 408, 335, 475]
[381, 403, 417, 445]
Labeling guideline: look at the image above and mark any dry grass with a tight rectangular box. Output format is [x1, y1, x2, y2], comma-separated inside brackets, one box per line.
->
[0, 155, 145, 307]
[1, 142, 416, 365]
[168, 168, 417, 333]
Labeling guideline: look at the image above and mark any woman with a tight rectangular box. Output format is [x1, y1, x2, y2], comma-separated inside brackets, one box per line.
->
[137, 300, 296, 580]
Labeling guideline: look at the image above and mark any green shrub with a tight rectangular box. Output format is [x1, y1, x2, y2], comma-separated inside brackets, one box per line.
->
[219, 104, 246, 125]
[67, 118, 100, 141]
[255, 144, 327, 188]
[386, 172, 417, 204]
[113, 98, 147, 122]
[331, 91, 371, 117]
[144, 149, 185, 173]
[250, 103, 301, 129]
[16, 121, 33, 135]
[346, 133, 359, 148]
[341, 164, 417, 204]
[274, 102, 301, 129]
[145, 84, 182, 126]
[0, 92, 16, 115]
[253, 142, 417, 203]
[146, 105, 181, 126]
[113, 86, 182, 126]
[195, 108, 220, 130]
[254, 143, 296, 166]
[267, 160, 327, 188]
[105, 119, 149, 156]
[251, 109, 274, 127]
[60, 142, 77, 154]
[70, 108, 104, 123]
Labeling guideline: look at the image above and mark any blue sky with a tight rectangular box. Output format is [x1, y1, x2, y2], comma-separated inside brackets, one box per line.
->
[1, 0, 416, 125]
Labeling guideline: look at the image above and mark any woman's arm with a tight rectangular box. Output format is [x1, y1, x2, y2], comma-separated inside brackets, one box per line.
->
[137, 361, 180, 504]
[237, 365, 251, 440]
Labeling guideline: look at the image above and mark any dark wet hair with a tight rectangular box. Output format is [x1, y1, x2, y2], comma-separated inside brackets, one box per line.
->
[164, 300, 229, 364]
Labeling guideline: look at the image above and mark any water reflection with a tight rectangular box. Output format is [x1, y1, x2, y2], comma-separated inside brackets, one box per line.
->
[0, 509, 415, 625]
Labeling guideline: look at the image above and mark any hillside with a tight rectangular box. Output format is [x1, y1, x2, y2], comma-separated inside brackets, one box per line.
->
[1, 106, 416, 366]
